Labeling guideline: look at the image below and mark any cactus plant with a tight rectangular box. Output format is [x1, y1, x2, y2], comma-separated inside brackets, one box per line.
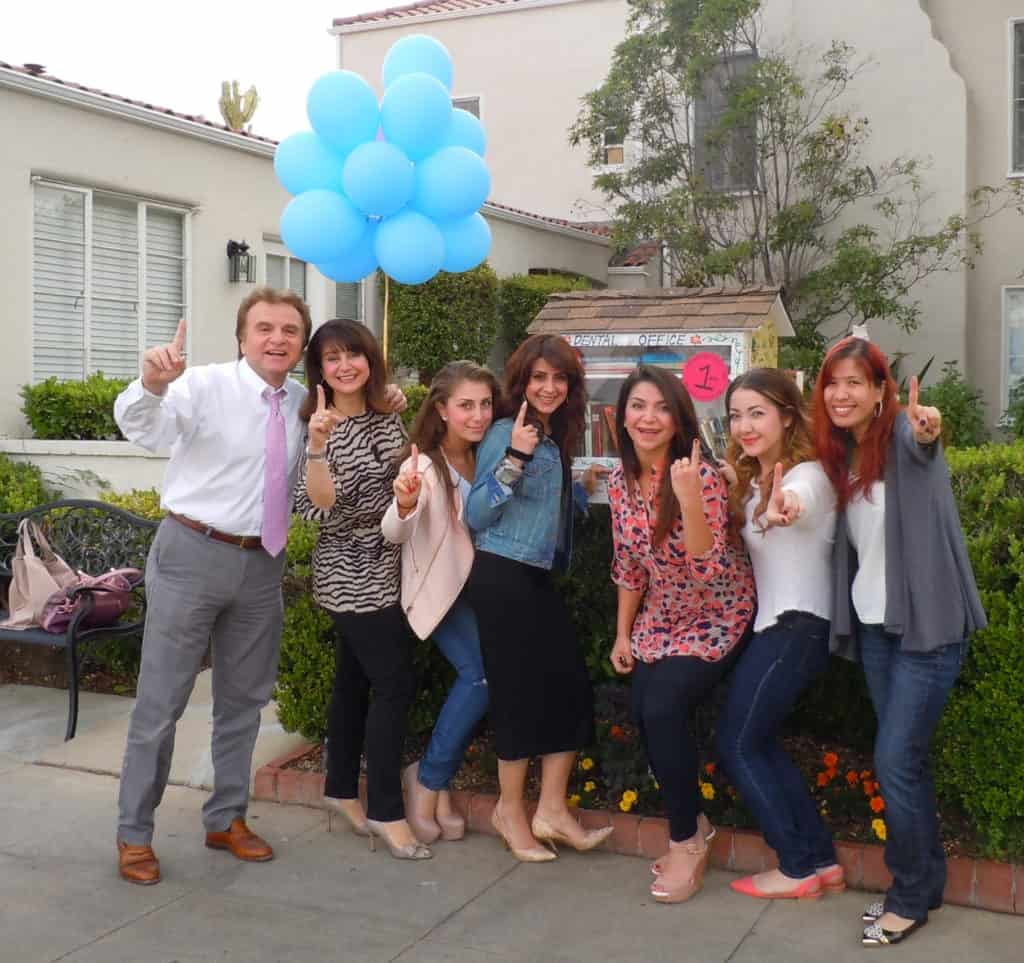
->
[219, 80, 259, 132]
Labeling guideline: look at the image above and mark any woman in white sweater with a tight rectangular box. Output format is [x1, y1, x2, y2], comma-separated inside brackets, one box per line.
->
[713, 368, 843, 901]
[382, 361, 499, 845]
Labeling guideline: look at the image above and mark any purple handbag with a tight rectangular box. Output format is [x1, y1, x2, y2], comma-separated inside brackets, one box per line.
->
[40, 568, 141, 634]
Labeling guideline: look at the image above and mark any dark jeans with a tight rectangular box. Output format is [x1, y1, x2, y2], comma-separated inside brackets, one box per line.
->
[632, 650, 739, 842]
[716, 611, 836, 878]
[324, 605, 417, 822]
[859, 623, 964, 921]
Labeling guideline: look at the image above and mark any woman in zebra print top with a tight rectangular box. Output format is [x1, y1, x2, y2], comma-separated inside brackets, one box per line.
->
[294, 319, 429, 860]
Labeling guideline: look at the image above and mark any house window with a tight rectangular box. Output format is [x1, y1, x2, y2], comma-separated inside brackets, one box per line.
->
[602, 128, 625, 166]
[265, 245, 307, 377]
[453, 96, 480, 118]
[1005, 287, 1024, 405]
[693, 51, 758, 192]
[31, 182, 188, 382]
[1013, 20, 1024, 173]
[335, 282, 363, 321]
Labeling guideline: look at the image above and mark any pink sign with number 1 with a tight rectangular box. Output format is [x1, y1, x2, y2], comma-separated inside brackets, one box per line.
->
[682, 352, 730, 402]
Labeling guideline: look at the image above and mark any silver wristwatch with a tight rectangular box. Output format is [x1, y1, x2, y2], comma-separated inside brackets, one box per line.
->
[305, 448, 327, 462]
[494, 457, 524, 487]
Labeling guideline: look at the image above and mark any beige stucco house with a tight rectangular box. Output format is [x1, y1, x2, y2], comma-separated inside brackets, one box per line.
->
[334, 0, 1024, 424]
[0, 59, 620, 491]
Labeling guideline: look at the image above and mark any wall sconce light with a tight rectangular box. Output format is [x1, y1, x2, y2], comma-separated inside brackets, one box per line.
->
[226, 240, 257, 283]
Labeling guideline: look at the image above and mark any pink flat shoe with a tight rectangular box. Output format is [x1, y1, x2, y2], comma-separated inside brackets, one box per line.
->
[730, 873, 822, 901]
[815, 864, 846, 894]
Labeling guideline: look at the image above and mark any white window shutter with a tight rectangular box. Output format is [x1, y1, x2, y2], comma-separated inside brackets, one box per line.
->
[145, 207, 186, 349]
[32, 186, 86, 381]
[90, 194, 139, 379]
[335, 282, 362, 320]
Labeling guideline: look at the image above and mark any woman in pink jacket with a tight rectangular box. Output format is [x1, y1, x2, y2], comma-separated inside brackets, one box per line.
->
[382, 361, 500, 845]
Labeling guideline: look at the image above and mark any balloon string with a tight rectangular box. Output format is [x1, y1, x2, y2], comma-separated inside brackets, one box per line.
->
[382, 272, 390, 368]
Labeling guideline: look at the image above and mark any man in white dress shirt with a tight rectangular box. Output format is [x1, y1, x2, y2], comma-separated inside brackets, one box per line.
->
[113, 287, 343, 884]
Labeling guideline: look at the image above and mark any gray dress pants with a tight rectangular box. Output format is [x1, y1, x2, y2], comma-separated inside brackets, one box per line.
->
[117, 518, 286, 845]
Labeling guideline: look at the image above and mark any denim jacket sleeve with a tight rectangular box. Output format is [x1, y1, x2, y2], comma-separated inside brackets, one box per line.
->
[466, 420, 517, 533]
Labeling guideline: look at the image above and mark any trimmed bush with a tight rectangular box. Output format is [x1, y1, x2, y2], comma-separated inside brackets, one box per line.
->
[401, 383, 429, 430]
[21, 373, 129, 440]
[390, 265, 499, 382]
[101, 488, 165, 520]
[496, 273, 592, 353]
[935, 442, 1024, 858]
[0, 454, 54, 513]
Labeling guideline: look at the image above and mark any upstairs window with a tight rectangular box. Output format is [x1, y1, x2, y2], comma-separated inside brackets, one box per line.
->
[693, 51, 759, 192]
[32, 182, 188, 382]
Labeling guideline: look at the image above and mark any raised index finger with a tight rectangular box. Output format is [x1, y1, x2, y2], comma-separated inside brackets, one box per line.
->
[908, 375, 919, 413]
[514, 400, 527, 427]
[409, 444, 419, 470]
[172, 318, 187, 351]
[772, 461, 784, 493]
[316, 384, 327, 413]
[691, 437, 701, 464]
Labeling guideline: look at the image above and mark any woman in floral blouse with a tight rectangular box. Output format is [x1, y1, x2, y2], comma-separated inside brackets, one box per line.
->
[608, 365, 755, 905]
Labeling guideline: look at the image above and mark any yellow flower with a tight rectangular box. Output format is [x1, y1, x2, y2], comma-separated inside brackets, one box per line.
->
[622, 789, 638, 804]
[580, 757, 595, 771]
[619, 798, 634, 812]
[872, 818, 887, 841]
[583, 780, 596, 793]
[568, 794, 581, 808]
[700, 781, 715, 800]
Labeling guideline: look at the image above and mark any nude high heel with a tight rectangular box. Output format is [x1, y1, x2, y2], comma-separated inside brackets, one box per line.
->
[322, 796, 370, 837]
[651, 813, 716, 875]
[650, 838, 710, 904]
[530, 813, 614, 854]
[491, 805, 557, 863]
[365, 819, 433, 860]
[401, 763, 442, 845]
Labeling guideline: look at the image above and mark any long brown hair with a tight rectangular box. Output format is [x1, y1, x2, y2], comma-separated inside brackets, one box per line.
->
[401, 361, 501, 519]
[498, 335, 586, 470]
[811, 337, 899, 508]
[615, 365, 713, 548]
[299, 319, 389, 421]
[725, 368, 815, 532]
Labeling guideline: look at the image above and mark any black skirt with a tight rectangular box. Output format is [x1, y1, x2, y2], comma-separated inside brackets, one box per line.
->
[467, 550, 595, 760]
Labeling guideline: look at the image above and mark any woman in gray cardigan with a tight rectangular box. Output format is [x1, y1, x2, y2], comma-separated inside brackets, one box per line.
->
[812, 336, 985, 949]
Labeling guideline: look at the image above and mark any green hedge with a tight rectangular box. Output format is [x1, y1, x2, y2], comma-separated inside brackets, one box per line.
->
[496, 273, 592, 353]
[0, 454, 54, 514]
[21, 373, 129, 440]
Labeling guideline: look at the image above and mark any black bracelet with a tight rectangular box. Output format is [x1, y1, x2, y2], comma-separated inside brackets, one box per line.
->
[505, 446, 534, 463]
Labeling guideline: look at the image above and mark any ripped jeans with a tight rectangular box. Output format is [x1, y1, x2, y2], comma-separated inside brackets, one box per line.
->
[417, 598, 489, 790]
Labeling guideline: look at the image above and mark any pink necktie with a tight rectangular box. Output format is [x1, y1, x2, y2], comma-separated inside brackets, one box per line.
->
[261, 387, 288, 556]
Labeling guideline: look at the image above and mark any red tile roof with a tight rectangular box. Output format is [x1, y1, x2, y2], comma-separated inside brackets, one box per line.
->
[613, 239, 661, 266]
[486, 201, 611, 238]
[0, 60, 277, 145]
[334, 0, 529, 28]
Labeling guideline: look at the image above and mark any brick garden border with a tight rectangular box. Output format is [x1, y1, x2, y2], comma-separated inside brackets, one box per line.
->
[254, 744, 1021, 916]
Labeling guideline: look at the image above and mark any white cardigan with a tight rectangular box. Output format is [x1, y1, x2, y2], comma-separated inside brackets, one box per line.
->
[381, 453, 475, 639]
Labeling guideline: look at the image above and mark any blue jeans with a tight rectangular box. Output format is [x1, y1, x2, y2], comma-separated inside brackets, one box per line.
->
[418, 599, 489, 791]
[859, 623, 964, 921]
[716, 612, 836, 878]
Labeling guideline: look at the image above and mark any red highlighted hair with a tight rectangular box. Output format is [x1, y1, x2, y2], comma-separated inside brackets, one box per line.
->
[811, 337, 899, 508]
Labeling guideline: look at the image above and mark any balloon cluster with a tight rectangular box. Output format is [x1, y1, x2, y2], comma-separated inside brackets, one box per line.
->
[274, 35, 492, 286]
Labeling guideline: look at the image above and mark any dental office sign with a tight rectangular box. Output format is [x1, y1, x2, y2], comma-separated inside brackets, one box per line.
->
[565, 332, 714, 348]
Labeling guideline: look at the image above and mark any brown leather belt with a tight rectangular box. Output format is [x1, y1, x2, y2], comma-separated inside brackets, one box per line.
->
[169, 512, 264, 550]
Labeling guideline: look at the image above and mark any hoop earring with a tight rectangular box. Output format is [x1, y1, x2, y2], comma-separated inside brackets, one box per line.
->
[873, 400, 882, 419]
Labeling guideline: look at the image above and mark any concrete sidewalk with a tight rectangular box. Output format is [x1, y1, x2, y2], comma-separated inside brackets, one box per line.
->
[1, 682, 1022, 963]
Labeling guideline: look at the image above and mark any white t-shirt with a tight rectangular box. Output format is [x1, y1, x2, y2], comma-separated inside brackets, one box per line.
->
[846, 480, 887, 624]
[741, 460, 837, 633]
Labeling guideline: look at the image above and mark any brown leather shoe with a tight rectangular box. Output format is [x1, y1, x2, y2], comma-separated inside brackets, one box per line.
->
[205, 818, 274, 862]
[118, 840, 161, 885]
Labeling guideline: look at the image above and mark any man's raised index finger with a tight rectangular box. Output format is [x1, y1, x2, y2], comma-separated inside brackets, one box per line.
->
[172, 318, 187, 350]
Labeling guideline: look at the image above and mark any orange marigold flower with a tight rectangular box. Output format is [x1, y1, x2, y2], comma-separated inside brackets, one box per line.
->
[860, 769, 872, 780]
[870, 796, 886, 813]
[863, 780, 876, 797]
[816, 772, 829, 787]
[823, 752, 839, 769]
[846, 770, 859, 787]
[704, 762, 716, 776]
[825, 767, 838, 781]
[609, 725, 627, 742]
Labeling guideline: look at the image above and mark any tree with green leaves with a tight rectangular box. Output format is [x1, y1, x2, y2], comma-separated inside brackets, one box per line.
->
[571, 0, 1023, 370]
[389, 264, 499, 382]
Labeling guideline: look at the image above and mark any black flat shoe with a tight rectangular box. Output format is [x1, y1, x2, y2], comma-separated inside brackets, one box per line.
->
[861, 918, 927, 947]
[862, 900, 942, 922]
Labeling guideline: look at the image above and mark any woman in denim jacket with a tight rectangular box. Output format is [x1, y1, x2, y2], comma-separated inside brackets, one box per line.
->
[465, 334, 611, 862]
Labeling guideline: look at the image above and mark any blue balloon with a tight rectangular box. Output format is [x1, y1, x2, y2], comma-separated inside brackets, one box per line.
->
[274, 131, 344, 196]
[280, 190, 367, 264]
[380, 73, 452, 162]
[440, 108, 486, 157]
[342, 141, 414, 218]
[307, 71, 379, 158]
[412, 146, 491, 222]
[439, 213, 491, 273]
[382, 34, 454, 91]
[317, 228, 379, 283]
[375, 210, 444, 285]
